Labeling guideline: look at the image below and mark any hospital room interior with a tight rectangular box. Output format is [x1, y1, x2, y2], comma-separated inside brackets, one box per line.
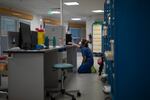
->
[0, 0, 149, 100]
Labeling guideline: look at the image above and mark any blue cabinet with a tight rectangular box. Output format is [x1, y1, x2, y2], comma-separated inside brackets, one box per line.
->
[102, 0, 115, 99]
[103, 0, 150, 100]
[114, 0, 150, 100]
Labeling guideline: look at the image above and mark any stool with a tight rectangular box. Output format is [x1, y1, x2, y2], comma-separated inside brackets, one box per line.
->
[50, 63, 81, 100]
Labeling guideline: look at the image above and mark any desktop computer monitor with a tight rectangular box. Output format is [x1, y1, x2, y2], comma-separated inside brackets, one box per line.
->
[19, 22, 32, 50]
[8, 32, 19, 48]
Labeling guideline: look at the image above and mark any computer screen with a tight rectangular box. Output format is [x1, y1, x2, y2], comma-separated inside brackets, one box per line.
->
[19, 22, 32, 50]
[8, 32, 19, 48]
[66, 34, 72, 45]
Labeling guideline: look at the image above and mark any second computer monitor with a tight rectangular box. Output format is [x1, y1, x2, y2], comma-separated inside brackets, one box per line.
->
[19, 22, 32, 50]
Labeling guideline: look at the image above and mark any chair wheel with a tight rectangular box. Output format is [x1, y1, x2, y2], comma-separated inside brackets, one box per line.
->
[6, 95, 8, 99]
[72, 97, 76, 100]
[77, 92, 81, 97]
[45, 91, 50, 97]
[50, 96, 55, 100]
[105, 96, 112, 100]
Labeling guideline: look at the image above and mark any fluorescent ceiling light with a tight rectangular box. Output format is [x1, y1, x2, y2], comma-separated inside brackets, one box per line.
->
[48, 11, 60, 14]
[71, 18, 81, 21]
[64, 2, 79, 6]
[40, 18, 43, 22]
[92, 10, 104, 13]
[51, 11, 60, 14]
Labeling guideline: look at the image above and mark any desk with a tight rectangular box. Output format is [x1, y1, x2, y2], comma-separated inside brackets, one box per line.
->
[4, 45, 77, 100]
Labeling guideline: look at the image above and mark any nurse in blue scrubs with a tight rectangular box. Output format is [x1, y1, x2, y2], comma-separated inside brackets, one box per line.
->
[69, 39, 94, 73]
[78, 39, 94, 73]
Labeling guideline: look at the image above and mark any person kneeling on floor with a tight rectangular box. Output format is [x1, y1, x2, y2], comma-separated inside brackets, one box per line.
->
[70, 39, 94, 73]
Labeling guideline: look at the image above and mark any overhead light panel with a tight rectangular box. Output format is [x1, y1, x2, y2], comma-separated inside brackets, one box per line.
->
[71, 18, 81, 21]
[40, 18, 43, 22]
[64, 2, 79, 6]
[51, 11, 60, 14]
[48, 11, 60, 15]
[92, 10, 104, 13]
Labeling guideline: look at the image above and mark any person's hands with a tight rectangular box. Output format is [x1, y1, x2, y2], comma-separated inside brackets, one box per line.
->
[68, 42, 73, 45]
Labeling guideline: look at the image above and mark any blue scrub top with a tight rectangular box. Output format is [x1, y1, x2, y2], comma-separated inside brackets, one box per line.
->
[80, 46, 93, 63]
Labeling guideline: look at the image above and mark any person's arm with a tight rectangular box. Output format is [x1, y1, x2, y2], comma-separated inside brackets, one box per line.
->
[68, 42, 80, 48]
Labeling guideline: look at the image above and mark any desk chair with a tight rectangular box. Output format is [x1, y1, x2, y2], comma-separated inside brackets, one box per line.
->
[50, 63, 81, 100]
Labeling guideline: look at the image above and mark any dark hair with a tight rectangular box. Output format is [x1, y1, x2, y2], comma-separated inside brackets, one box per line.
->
[81, 39, 89, 47]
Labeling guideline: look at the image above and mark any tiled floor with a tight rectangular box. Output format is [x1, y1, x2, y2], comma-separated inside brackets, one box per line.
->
[55, 52, 105, 100]
[56, 73, 105, 100]
[0, 52, 105, 100]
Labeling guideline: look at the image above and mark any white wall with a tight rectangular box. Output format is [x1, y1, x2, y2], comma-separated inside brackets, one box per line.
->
[31, 15, 43, 31]
[86, 15, 103, 39]
[81, 28, 86, 39]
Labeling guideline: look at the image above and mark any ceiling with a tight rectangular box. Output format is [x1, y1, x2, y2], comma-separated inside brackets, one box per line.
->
[0, 0, 104, 22]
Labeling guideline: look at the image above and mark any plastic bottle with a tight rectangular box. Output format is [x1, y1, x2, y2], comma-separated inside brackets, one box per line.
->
[44, 36, 49, 48]
[36, 28, 45, 45]
[52, 36, 56, 47]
